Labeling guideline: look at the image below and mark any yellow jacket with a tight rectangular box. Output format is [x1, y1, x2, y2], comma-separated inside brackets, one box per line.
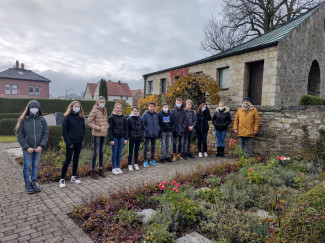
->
[233, 107, 260, 137]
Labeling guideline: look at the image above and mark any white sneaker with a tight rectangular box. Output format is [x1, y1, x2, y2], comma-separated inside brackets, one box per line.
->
[204, 152, 208, 157]
[112, 168, 119, 175]
[117, 168, 123, 174]
[134, 164, 140, 170]
[128, 165, 133, 171]
[71, 176, 81, 184]
[199, 152, 203, 158]
[59, 179, 66, 188]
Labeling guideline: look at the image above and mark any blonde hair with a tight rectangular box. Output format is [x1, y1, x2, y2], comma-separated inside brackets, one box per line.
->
[95, 96, 107, 116]
[113, 103, 123, 114]
[15, 100, 42, 134]
[64, 101, 84, 117]
[219, 101, 224, 105]
[186, 99, 193, 105]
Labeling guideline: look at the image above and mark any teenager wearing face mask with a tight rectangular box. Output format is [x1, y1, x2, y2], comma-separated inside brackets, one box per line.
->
[195, 103, 211, 158]
[16, 100, 49, 193]
[182, 99, 197, 160]
[212, 101, 232, 157]
[127, 106, 143, 171]
[158, 103, 175, 162]
[171, 98, 186, 161]
[59, 101, 85, 188]
[109, 103, 128, 175]
[86, 96, 109, 179]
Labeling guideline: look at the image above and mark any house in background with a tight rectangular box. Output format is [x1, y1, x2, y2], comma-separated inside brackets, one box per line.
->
[131, 89, 144, 106]
[143, 3, 325, 106]
[84, 82, 97, 100]
[0, 61, 51, 99]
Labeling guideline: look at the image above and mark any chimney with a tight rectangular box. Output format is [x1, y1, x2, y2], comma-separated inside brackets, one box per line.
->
[21, 63, 24, 69]
[15, 60, 19, 69]
[118, 80, 121, 85]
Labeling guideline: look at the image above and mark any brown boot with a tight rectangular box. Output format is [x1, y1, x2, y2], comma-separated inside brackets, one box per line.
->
[98, 168, 106, 178]
[177, 153, 184, 160]
[172, 153, 177, 161]
[91, 170, 99, 179]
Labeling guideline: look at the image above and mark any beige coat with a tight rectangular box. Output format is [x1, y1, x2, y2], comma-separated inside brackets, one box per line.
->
[233, 107, 260, 137]
[86, 105, 109, 137]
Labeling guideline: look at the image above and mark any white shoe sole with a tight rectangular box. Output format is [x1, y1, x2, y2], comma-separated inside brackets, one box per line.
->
[59, 184, 66, 188]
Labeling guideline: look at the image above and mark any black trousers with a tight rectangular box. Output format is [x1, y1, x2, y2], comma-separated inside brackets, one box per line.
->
[143, 137, 156, 161]
[197, 132, 208, 153]
[61, 142, 82, 179]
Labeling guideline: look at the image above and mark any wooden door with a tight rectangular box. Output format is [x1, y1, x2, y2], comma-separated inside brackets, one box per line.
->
[248, 61, 264, 106]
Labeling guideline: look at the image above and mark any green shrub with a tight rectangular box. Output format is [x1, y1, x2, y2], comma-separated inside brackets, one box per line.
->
[299, 95, 325, 105]
[278, 181, 325, 242]
[0, 113, 20, 120]
[0, 118, 17, 135]
[144, 214, 176, 243]
[205, 176, 222, 187]
[114, 208, 142, 228]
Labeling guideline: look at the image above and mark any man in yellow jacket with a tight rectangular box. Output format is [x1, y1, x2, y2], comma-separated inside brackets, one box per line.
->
[233, 97, 260, 157]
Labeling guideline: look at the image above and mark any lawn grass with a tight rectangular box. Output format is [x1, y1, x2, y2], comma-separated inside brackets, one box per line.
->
[0, 135, 17, 143]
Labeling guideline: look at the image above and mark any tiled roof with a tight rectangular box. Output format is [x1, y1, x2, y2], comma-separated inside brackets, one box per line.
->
[143, 2, 325, 77]
[131, 89, 144, 96]
[0, 68, 51, 82]
[107, 81, 133, 97]
[87, 83, 97, 97]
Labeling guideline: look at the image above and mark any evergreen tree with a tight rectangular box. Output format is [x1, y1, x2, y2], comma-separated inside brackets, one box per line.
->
[99, 78, 108, 100]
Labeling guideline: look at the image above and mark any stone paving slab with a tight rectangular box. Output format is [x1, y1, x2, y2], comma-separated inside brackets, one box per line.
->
[0, 143, 236, 242]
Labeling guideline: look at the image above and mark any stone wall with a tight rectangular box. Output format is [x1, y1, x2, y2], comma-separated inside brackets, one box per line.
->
[207, 105, 325, 156]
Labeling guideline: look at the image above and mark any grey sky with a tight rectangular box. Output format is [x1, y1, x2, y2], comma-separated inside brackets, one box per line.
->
[0, 0, 221, 97]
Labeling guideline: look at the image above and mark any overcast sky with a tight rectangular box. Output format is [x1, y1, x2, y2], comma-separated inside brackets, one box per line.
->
[0, 0, 222, 97]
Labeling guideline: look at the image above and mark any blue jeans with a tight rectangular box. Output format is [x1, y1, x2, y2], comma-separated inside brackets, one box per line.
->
[92, 136, 106, 170]
[160, 132, 172, 158]
[240, 137, 253, 157]
[215, 130, 227, 147]
[173, 134, 183, 153]
[23, 150, 42, 183]
[182, 131, 193, 153]
[111, 137, 124, 169]
[128, 138, 141, 165]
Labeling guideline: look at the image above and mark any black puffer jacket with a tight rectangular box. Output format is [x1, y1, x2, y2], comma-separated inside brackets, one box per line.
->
[212, 106, 232, 131]
[108, 113, 128, 141]
[171, 106, 187, 136]
[16, 112, 49, 150]
[158, 111, 175, 133]
[184, 109, 197, 132]
[128, 115, 144, 140]
[195, 107, 212, 133]
[62, 112, 85, 146]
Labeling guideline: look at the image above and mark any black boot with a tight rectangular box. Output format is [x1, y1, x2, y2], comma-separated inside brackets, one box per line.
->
[31, 181, 41, 192]
[182, 152, 188, 160]
[187, 152, 195, 159]
[25, 182, 34, 194]
[216, 147, 221, 157]
[220, 147, 225, 157]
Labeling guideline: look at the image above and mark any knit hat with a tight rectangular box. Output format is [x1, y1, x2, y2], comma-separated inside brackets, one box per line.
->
[243, 97, 252, 103]
[29, 100, 40, 109]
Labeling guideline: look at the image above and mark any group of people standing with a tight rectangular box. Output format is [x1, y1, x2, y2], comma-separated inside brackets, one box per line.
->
[15, 96, 259, 193]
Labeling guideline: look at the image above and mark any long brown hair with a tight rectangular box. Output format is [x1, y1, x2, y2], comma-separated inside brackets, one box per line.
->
[64, 101, 84, 117]
[95, 96, 107, 116]
[197, 103, 207, 115]
[15, 100, 43, 133]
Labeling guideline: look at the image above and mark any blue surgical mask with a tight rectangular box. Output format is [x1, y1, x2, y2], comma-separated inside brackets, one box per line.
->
[202, 107, 206, 112]
[176, 104, 181, 108]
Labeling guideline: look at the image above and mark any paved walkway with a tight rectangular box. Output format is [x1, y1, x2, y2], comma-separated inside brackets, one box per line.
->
[0, 142, 236, 243]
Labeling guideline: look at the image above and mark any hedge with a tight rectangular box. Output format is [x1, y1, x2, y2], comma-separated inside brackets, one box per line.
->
[299, 95, 325, 105]
[0, 118, 17, 135]
[0, 97, 115, 115]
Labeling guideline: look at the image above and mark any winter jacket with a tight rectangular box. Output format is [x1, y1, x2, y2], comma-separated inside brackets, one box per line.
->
[233, 107, 260, 137]
[86, 104, 109, 137]
[62, 112, 85, 146]
[108, 113, 128, 141]
[171, 106, 187, 136]
[212, 106, 232, 131]
[184, 109, 197, 132]
[195, 107, 212, 133]
[142, 110, 160, 138]
[158, 111, 175, 133]
[128, 114, 144, 141]
[16, 113, 49, 150]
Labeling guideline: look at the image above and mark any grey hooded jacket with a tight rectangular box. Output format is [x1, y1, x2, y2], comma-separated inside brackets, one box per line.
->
[16, 113, 49, 150]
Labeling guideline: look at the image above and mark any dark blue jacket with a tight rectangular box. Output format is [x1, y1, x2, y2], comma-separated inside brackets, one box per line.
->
[171, 106, 187, 136]
[158, 111, 175, 133]
[142, 110, 160, 138]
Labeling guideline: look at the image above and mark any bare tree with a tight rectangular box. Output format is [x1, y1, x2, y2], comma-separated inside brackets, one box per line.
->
[200, 0, 321, 54]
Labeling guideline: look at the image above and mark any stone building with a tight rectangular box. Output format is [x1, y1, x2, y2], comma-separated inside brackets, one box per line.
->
[143, 3, 325, 106]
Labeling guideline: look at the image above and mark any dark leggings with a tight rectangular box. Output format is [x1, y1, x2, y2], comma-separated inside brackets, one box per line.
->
[61, 142, 82, 179]
[197, 132, 208, 152]
[91, 136, 106, 170]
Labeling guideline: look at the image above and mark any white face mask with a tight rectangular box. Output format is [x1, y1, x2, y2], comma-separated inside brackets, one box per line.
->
[176, 104, 181, 108]
[30, 108, 39, 114]
[73, 107, 80, 113]
[219, 107, 224, 111]
[163, 107, 169, 112]
[99, 103, 105, 108]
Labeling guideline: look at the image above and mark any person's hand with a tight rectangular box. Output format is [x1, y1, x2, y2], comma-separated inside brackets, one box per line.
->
[96, 126, 101, 132]
[110, 141, 114, 145]
[69, 145, 74, 148]
[189, 126, 193, 131]
[35, 146, 43, 153]
[27, 147, 34, 154]
[234, 130, 238, 133]
[124, 140, 128, 145]
[254, 131, 257, 134]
